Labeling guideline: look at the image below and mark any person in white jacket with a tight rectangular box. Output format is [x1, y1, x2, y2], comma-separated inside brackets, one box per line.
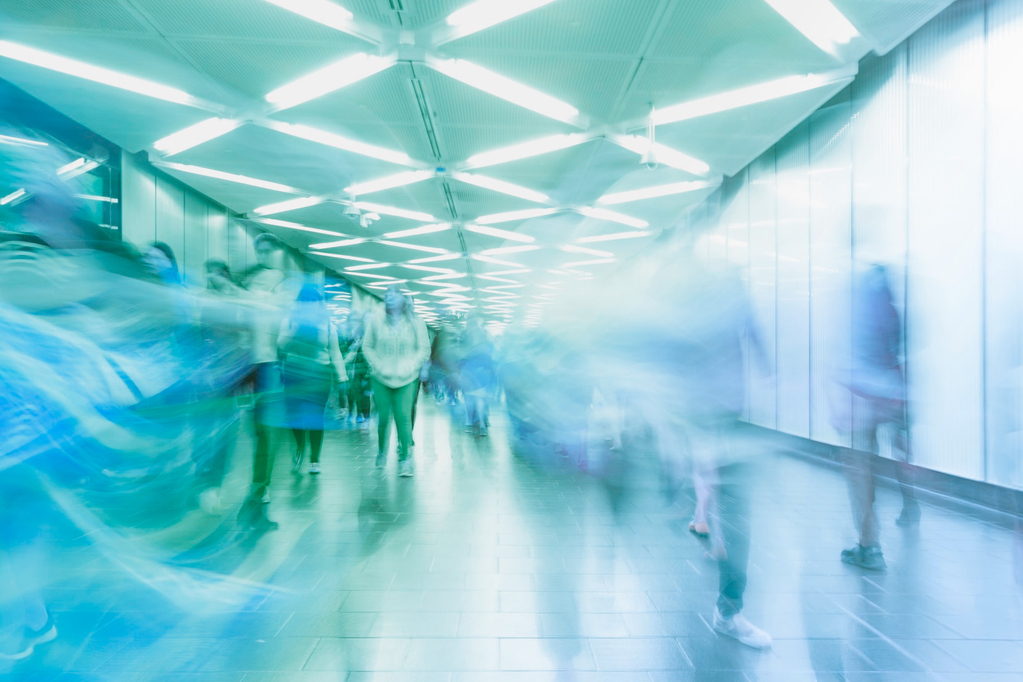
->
[362, 285, 430, 477]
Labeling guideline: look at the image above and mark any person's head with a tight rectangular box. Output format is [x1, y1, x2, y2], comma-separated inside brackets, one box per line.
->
[205, 259, 231, 291]
[146, 242, 179, 283]
[253, 232, 282, 268]
[384, 284, 407, 316]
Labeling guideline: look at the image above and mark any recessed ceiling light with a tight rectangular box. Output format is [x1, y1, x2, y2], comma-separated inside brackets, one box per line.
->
[311, 251, 377, 263]
[480, 245, 540, 256]
[354, 202, 436, 222]
[427, 56, 580, 125]
[264, 121, 413, 166]
[0, 40, 195, 105]
[153, 118, 241, 156]
[464, 223, 537, 243]
[560, 244, 613, 257]
[612, 135, 710, 176]
[576, 230, 654, 244]
[377, 240, 449, 254]
[444, 0, 556, 40]
[266, 53, 395, 111]
[474, 209, 557, 226]
[263, 0, 354, 31]
[652, 67, 856, 126]
[383, 223, 452, 239]
[577, 207, 648, 229]
[0, 134, 47, 147]
[257, 217, 348, 237]
[466, 134, 589, 169]
[156, 162, 302, 194]
[764, 0, 860, 55]
[253, 196, 324, 216]
[309, 237, 368, 249]
[345, 170, 435, 196]
[598, 180, 718, 205]
[451, 172, 549, 203]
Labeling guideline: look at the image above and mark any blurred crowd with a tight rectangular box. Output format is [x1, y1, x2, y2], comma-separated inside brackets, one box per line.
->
[0, 130, 943, 662]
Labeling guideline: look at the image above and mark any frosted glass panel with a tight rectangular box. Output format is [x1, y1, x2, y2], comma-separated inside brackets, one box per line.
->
[906, 0, 985, 480]
[208, 206, 229, 264]
[748, 150, 778, 429]
[120, 152, 155, 251]
[723, 173, 751, 421]
[183, 192, 208, 286]
[775, 123, 811, 438]
[808, 97, 853, 448]
[984, 0, 1023, 488]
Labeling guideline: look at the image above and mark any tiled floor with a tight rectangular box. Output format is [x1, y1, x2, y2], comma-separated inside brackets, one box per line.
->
[7, 401, 1023, 681]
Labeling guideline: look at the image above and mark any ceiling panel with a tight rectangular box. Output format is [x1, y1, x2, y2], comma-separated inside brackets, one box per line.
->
[277, 63, 423, 127]
[444, 0, 662, 56]
[833, 0, 956, 54]
[436, 51, 636, 125]
[174, 38, 369, 102]
[170, 123, 404, 199]
[0, 0, 149, 32]
[128, 0, 358, 42]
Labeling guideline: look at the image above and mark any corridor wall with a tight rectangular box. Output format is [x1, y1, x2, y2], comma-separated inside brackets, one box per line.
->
[687, 0, 1023, 488]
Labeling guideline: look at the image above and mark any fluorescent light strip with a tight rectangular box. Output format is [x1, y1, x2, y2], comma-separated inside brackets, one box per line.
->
[481, 285, 524, 291]
[481, 245, 540, 256]
[409, 253, 463, 264]
[266, 53, 395, 110]
[345, 262, 393, 271]
[310, 237, 368, 249]
[466, 133, 589, 169]
[383, 223, 451, 239]
[377, 240, 449, 254]
[764, 0, 860, 55]
[254, 196, 324, 216]
[56, 158, 86, 176]
[653, 68, 856, 126]
[0, 134, 47, 147]
[486, 268, 531, 276]
[400, 264, 457, 274]
[444, 0, 556, 38]
[1, 189, 26, 206]
[265, 121, 412, 166]
[58, 159, 99, 180]
[427, 56, 580, 125]
[74, 194, 118, 203]
[451, 172, 548, 203]
[346, 170, 434, 196]
[346, 271, 397, 280]
[472, 254, 523, 268]
[153, 118, 240, 156]
[262, 0, 354, 31]
[257, 217, 350, 237]
[0, 40, 195, 105]
[354, 202, 436, 222]
[476, 275, 521, 284]
[576, 230, 654, 244]
[560, 244, 612, 257]
[563, 258, 615, 267]
[578, 206, 648, 229]
[474, 208, 557, 225]
[612, 135, 710, 176]
[158, 162, 303, 194]
[420, 272, 468, 281]
[311, 251, 377, 263]
[598, 180, 717, 205]
[464, 223, 537, 243]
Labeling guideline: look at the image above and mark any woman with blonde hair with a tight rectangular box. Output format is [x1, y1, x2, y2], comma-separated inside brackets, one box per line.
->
[362, 285, 430, 477]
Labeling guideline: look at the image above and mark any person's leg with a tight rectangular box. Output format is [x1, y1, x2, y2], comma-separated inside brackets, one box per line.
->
[844, 439, 880, 549]
[411, 380, 421, 431]
[715, 461, 750, 618]
[891, 402, 920, 524]
[292, 428, 306, 453]
[393, 381, 418, 463]
[372, 379, 395, 459]
[251, 363, 276, 497]
[310, 430, 324, 464]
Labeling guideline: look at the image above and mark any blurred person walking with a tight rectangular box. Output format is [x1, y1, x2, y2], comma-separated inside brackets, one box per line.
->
[279, 284, 347, 475]
[342, 312, 372, 428]
[834, 264, 918, 572]
[459, 317, 496, 437]
[362, 285, 430, 477]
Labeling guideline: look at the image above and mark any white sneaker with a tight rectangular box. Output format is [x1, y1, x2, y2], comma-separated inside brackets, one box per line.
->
[713, 608, 772, 649]
[309, 462, 321, 474]
[398, 459, 414, 477]
[260, 489, 271, 504]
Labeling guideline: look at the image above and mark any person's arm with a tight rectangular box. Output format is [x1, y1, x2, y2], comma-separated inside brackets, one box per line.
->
[360, 316, 383, 375]
[344, 337, 362, 366]
[328, 321, 347, 383]
[412, 317, 431, 371]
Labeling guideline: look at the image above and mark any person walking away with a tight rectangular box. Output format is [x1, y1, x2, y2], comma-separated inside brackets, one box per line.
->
[279, 284, 346, 475]
[362, 285, 430, 477]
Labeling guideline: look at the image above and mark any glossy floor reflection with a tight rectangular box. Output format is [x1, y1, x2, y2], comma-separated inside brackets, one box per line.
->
[9, 402, 1023, 681]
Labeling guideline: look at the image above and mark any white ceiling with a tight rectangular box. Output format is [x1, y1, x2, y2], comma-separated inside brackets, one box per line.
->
[0, 0, 955, 327]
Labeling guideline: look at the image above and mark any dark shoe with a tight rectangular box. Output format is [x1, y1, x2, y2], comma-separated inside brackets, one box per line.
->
[841, 544, 887, 571]
[896, 504, 920, 528]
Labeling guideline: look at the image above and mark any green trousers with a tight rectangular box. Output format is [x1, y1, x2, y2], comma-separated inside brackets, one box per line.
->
[372, 379, 418, 460]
